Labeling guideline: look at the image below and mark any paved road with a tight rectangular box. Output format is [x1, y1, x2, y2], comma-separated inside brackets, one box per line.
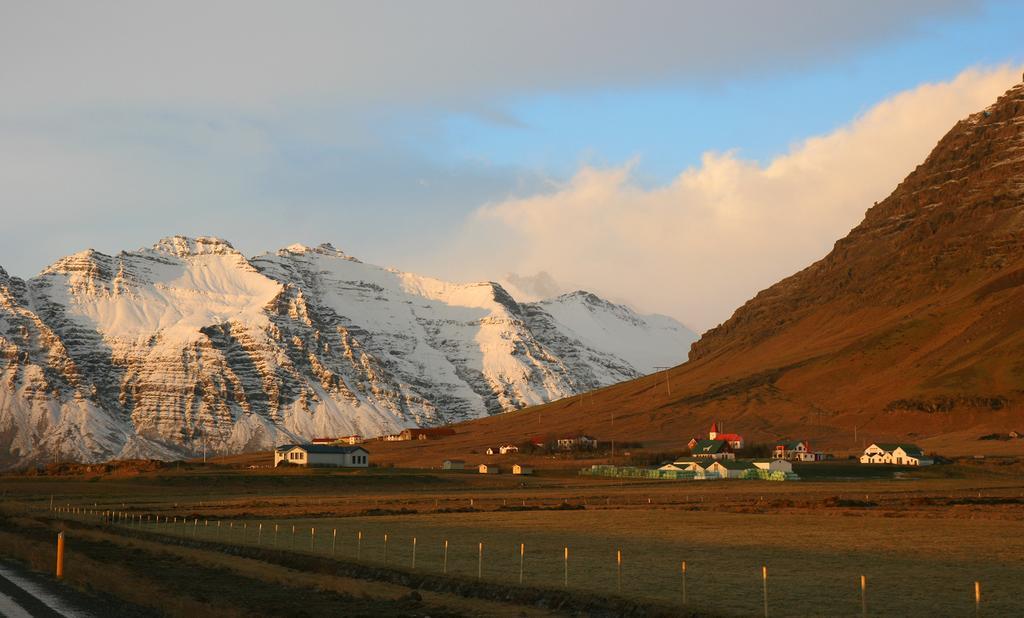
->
[0, 561, 91, 618]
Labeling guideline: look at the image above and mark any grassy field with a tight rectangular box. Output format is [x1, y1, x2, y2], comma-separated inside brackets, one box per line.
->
[3, 463, 1024, 616]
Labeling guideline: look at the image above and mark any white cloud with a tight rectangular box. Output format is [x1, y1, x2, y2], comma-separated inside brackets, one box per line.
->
[456, 65, 1024, 331]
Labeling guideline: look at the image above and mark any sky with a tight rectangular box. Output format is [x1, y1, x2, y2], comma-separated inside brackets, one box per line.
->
[1, 0, 1023, 331]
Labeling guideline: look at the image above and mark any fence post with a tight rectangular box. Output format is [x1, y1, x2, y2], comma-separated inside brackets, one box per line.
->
[762, 565, 769, 618]
[443, 539, 448, 574]
[563, 546, 569, 588]
[860, 575, 867, 617]
[311, 528, 316, 552]
[681, 561, 687, 606]
[55, 532, 65, 579]
[519, 543, 525, 584]
[412, 537, 417, 569]
[478, 542, 483, 579]
[274, 523, 279, 547]
[291, 525, 295, 550]
[357, 531, 362, 560]
[384, 533, 389, 564]
[258, 523, 262, 545]
[332, 528, 337, 557]
[975, 581, 981, 617]
[616, 549, 622, 593]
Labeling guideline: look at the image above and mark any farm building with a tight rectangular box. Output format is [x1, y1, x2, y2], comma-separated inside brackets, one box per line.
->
[274, 444, 369, 468]
[707, 460, 757, 478]
[659, 460, 706, 473]
[753, 459, 793, 473]
[485, 446, 499, 455]
[399, 427, 456, 441]
[860, 444, 933, 466]
[690, 439, 735, 460]
[312, 435, 363, 445]
[478, 464, 500, 474]
[556, 435, 598, 451]
[499, 444, 519, 454]
[442, 459, 465, 470]
[512, 464, 533, 475]
[708, 422, 744, 449]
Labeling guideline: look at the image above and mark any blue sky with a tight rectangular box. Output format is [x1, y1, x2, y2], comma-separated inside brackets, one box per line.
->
[442, 0, 1024, 182]
[1, 0, 1022, 329]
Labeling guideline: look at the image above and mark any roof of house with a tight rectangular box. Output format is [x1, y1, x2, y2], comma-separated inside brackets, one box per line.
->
[691, 439, 730, 454]
[716, 460, 757, 470]
[775, 440, 807, 449]
[715, 433, 744, 441]
[443, 459, 465, 463]
[275, 444, 368, 454]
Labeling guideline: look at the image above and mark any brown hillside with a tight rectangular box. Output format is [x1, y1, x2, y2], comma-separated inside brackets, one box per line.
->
[374, 82, 1024, 467]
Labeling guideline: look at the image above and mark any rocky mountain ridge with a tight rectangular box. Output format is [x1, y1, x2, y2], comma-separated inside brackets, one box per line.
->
[0, 237, 694, 465]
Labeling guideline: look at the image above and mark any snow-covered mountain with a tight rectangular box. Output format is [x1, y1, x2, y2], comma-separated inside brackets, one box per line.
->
[0, 236, 695, 465]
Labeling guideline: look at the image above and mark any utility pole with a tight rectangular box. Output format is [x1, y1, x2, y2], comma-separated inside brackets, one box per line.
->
[653, 367, 672, 396]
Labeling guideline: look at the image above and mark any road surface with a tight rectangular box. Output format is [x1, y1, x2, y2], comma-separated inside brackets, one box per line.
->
[0, 560, 91, 618]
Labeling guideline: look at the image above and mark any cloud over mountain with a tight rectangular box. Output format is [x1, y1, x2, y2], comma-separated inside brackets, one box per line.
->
[459, 65, 1023, 329]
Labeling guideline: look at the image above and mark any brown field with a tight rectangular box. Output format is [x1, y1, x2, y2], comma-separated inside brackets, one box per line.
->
[2, 462, 1024, 616]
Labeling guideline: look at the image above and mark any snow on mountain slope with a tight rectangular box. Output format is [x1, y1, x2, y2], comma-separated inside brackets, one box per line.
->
[526, 292, 696, 373]
[0, 236, 692, 465]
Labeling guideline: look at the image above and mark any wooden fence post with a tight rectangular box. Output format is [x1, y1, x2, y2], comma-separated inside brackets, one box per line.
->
[412, 537, 417, 569]
[563, 547, 569, 588]
[519, 543, 525, 584]
[332, 528, 337, 557]
[443, 539, 448, 574]
[478, 542, 483, 579]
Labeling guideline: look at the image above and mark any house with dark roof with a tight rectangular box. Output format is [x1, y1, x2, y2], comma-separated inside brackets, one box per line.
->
[860, 443, 933, 466]
[690, 439, 735, 461]
[274, 444, 369, 468]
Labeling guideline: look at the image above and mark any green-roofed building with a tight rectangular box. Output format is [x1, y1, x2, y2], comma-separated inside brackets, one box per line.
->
[690, 439, 736, 460]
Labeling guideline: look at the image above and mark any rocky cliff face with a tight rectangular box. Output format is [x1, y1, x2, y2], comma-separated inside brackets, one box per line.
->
[0, 238, 694, 465]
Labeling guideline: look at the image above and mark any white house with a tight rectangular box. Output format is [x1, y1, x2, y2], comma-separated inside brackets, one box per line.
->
[499, 444, 520, 455]
[274, 444, 369, 468]
[556, 435, 598, 451]
[753, 459, 793, 473]
[860, 443, 933, 466]
[442, 459, 465, 470]
[512, 464, 533, 475]
[479, 463, 500, 474]
[707, 460, 756, 479]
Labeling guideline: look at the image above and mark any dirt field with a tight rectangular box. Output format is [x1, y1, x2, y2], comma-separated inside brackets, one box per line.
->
[3, 462, 1023, 616]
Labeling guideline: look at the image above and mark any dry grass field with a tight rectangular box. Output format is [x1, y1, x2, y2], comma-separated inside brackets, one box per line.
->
[3, 461, 1024, 616]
